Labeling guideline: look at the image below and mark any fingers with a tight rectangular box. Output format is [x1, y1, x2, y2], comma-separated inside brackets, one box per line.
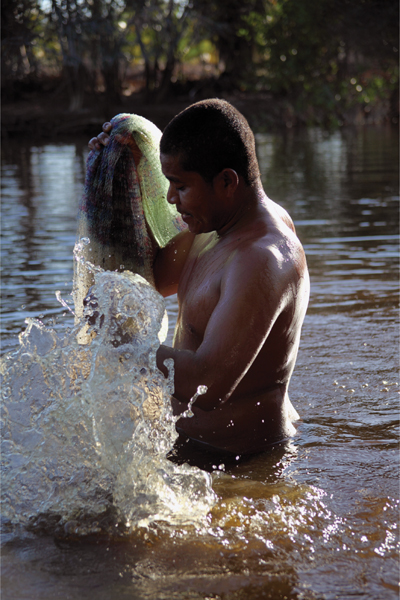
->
[88, 131, 110, 151]
[88, 137, 101, 151]
[88, 122, 112, 150]
[98, 131, 110, 146]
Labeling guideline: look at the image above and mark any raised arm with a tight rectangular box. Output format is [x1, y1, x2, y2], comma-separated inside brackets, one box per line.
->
[153, 229, 195, 297]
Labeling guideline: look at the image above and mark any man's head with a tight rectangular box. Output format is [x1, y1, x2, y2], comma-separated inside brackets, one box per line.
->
[160, 99, 260, 187]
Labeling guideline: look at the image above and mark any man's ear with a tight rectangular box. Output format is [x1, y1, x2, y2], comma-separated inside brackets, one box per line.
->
[215, 168, 239, 195]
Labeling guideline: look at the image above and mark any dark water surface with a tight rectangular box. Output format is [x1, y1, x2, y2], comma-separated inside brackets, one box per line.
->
[1, 125, 399, 599]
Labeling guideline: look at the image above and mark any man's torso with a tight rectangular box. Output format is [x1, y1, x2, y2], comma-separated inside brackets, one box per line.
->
[171, 199, 309, 453]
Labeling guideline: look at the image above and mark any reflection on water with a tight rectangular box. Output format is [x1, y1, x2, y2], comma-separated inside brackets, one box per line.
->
[1, 126, 399, 600]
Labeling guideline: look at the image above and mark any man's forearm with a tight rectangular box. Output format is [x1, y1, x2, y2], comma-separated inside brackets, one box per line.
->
[156, 344, 197, 404]
[156, 344, 210, 408]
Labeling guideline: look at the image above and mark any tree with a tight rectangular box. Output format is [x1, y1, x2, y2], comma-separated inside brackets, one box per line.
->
[253, 0, 399, 124]
[1, 0, 44, 96]
[48, 0, 90, 110]
[130, 0, 192, 101]
[191, 0, 266, 90]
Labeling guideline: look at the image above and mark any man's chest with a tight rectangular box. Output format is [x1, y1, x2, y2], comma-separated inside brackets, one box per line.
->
[176, 235, 230, 341]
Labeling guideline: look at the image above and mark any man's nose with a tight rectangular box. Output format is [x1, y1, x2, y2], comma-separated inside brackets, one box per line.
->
[167, 185, 177, 204]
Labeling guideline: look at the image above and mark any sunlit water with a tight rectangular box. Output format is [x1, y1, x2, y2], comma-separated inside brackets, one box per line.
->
[1, 126, 398, 599]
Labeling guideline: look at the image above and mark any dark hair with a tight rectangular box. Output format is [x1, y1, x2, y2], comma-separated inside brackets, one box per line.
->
[160, 99, 260, 186]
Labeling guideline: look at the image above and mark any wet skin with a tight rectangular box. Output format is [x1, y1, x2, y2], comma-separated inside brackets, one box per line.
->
[155, 154, 310, 455]
[88, 129, 309, 454]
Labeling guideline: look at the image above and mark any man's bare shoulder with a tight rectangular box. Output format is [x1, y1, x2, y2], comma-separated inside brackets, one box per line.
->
[222, 202, 306, 292]
[266, 196, 296, 233]
[233, 199, 302, 258]
[232, 233, 300, 276]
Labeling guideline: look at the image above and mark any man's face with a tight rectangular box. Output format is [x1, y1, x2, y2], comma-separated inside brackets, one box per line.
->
[160, 153, 224, 235]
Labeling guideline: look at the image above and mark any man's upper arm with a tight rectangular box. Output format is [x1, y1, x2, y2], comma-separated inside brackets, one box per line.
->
[153, 230, 195, 297]
[190, 246, 287, 406]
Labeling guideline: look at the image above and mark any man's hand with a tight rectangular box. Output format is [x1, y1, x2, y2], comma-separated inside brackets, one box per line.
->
[88, 122, 112, 151]
[88, 120, 142, 164]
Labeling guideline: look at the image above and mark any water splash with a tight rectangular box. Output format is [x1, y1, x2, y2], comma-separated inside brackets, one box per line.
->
[55, 290, 75, 316]
[180, 385, 208, 419]
[1, 268, 215, 536]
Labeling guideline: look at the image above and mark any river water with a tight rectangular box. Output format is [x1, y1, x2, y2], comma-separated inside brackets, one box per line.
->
[1, 125, 399, 599]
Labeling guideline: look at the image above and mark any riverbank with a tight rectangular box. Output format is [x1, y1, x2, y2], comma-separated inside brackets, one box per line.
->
[2, 86, 397, 139]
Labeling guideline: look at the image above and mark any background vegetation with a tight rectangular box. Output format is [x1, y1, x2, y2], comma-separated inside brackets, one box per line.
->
[2, 0, 399, 129]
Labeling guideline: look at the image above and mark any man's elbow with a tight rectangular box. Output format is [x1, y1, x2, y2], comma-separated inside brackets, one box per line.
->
[155, 282, 178, 298]
[153, 259, 179, 297]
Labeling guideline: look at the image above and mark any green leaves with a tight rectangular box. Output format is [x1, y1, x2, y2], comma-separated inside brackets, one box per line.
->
[2, 0, 398, 125]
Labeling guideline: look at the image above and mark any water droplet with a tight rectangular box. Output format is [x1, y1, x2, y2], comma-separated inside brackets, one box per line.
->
[178, 385, 208, 419]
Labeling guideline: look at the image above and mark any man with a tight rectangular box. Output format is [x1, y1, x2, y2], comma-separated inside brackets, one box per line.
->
[89, 99, 310, 456]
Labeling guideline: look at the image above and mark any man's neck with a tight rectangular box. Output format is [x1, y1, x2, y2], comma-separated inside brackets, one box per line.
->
[216, 181, 265, 238]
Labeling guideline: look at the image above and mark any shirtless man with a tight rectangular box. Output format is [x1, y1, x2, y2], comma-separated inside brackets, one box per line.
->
[90, 99, 310, 456]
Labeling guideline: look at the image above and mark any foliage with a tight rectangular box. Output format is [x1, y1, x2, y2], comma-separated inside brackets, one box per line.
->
[127, 0, 193, 100]
[2, 0, 398, 124]
[249, 0, 399, 125]
[1, 0, 45, 91]
[190, 0, 265, 89]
